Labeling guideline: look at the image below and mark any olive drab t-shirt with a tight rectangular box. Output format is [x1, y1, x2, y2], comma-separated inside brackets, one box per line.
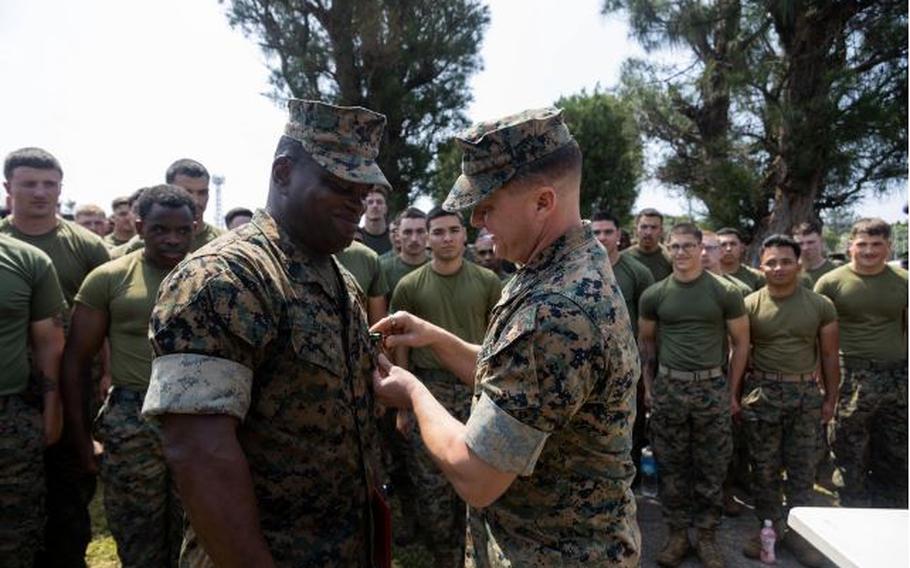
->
[74, 250, 171, 390]
[623, 245, 672, 282]
[390, 260, 501, 371]
[639, 271, 746, 371]
[745, 286, 837, 374]
[612, 253, 654, 334]
[721, 273, 752, 297]
[0, 218, 110, 307]
[361, 228, 392, 256]
[805, 259, 840, 286]
[814, 264, 908, 362]
[380, 254, 427, 299]
[730, 264, 766, 291]
[103, 232, 131, 248]
[336, 240, 389, 298]
[0, 235, 67, 395]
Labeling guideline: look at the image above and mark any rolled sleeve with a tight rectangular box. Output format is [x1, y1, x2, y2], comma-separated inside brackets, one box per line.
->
[142, 353, 253, 420]
[465, 392, 549, 476]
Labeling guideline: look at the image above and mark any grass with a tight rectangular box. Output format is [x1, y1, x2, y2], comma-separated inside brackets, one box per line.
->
[87, 484, 119, 568]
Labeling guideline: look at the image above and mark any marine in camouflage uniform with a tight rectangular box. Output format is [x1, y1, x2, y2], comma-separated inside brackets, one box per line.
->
[737, 235, 839, 567]
[2, 147, 110, 568]
[0, 234, 66, 568]
[141, 100, 390, 566]
[814, 218, 908, 508]
[639, 225, 749, 568]
[390, 208, 501, 567]
[373, 108, 641, 566]
[62, 186, 198, 568]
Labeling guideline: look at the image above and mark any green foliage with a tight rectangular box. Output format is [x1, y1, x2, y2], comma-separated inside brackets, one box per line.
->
[556, 90, 643, 223]
[424, 138, 463, 207]
[604, 0, 908, 243]
[221, 0, 490, 213]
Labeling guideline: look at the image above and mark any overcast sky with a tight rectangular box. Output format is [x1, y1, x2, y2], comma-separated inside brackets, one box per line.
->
[0, 0, 904, 226]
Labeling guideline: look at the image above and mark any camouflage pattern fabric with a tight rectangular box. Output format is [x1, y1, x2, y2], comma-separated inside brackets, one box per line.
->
[650, 373, 732, 530]
[285, 99, 391, 190]
[407, 368, 472, 568]
[463, 224, 641, 567]
[833, 362, 908, 508]
[143, 210, 383, 567]
[741, 376, 822, 521]
[444, 108, 574, 212]
[95, 387, 182, 567]
[0, 395, 45, 568]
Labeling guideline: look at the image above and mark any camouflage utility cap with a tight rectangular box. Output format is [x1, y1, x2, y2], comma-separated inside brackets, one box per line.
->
[285, 99, 391, 191]
[443, 107, 573, 212]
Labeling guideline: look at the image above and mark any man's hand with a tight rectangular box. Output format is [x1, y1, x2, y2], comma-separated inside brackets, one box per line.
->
[396, 410, 415, 437]
[372, 356, 422, 410]
[371, 311, 437, 350]
[821, 396, 837, 424]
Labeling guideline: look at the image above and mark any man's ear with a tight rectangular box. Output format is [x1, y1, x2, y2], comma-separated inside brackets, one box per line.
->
[271, 156, 293, 192]
[534, 186, 557, 215]
[134, 219, 144, 236]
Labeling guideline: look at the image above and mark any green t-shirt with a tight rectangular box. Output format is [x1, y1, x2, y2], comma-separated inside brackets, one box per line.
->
[103, 232, 132, 248]
[721, 273, 753, 297]
[0, 234, 67, 395]
[612, 254, 654, 334]
[729, 264, 766, 291]
[640, 271, 746, 370]
[804, 259, 841, 286]
[745, 286, 837, 374]
[381, 254, 428, 299]
[362, 228, 392, 256]
[75, 250, 171, 389]
[0, 218, 110, 307]
[111, 222, 224, 260]
[623, 245, 672, 282]
[814, 264, 908, 362]
[336, 240, 389, 298]
[390, 261, 501, 371]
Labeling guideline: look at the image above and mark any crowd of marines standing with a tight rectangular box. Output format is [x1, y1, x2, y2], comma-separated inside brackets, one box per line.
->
[0, 97, 905, 568]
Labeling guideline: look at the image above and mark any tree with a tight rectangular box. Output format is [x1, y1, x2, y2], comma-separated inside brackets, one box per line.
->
[556, 90, 643, 222]
[604, 0, 907, 248]
[221, 0, 490, 212]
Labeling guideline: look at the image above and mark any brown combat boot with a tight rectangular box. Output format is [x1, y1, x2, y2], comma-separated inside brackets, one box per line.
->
[656, 529, 691, 567]
[695, 529, 725, 568]
[783, 531, 826, 568]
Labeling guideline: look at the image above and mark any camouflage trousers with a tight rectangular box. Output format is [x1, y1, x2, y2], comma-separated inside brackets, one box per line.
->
[407, 368, 472, 568]
[651, 373, 732, 530]
[94, 386, 183, 567]
[833, 359, 908, 508]
[741, 375, 822, 522]
[0, 394, 45, 568]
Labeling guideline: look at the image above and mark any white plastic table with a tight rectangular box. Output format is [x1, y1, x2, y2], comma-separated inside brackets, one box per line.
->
[788, 507, 909, 567]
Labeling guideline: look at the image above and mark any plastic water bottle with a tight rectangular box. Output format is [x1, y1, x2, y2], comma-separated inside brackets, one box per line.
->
[640, 446, 658, 497]
[760, 519, 777, 564]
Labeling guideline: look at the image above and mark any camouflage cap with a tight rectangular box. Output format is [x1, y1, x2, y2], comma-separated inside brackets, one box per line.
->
[443, 107, 574, 212]
[284, 99, 391, 190]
